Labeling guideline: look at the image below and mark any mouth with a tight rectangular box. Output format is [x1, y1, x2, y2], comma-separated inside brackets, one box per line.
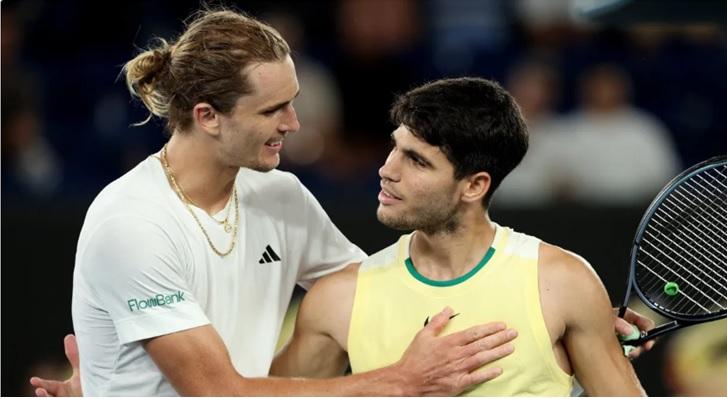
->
[378, 185, 402, 205]
[264, 137, 284, 150]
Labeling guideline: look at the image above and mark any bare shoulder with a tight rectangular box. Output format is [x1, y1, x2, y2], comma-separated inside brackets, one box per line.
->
[307, 262, 360, 304]
[538, 242, 606, 292]
[537, 242, 612, 325]
[298, 263, 360, 345]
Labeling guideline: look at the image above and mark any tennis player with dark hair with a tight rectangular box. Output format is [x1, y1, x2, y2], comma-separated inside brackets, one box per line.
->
[271, 77, 647, 396]
[30, 9, 655, 398]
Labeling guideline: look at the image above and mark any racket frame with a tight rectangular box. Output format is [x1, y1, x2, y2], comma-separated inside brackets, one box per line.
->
[619, 155, 727, 346]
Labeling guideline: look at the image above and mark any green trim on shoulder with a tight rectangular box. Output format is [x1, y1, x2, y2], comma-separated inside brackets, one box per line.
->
[405, 247, 496, 287]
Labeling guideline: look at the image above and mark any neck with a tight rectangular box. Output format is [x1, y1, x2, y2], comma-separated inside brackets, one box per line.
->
[163, 132, 238, 214]
[410, 209, 496, 281]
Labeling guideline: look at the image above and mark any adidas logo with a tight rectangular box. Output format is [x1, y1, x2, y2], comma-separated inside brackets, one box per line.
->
[258, 245, 281, 264]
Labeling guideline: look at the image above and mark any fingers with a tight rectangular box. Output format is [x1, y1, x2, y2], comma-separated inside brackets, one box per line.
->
[29, 377, 56, 397]
[632, 314, 655, 332]
[448, 321, 507, 346]
[29, 377, 48, 389]
[617, 308, 657, 356]
[461, 366, 504, 387]
[627, 339, 655, 360]
[622, 308, 655, 332]
[459, 328, 517, 358]
[459, 341, 515, 372]
[614, 317, 634, 337]
[423, 307, 454, 336]
[626, 346, 642, 359]
[64, 334, 80, 369]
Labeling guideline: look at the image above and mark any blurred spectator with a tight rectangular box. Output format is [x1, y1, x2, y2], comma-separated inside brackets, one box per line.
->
[428, 0, 513, 76]
[664, 318, 727, 396]
[495, 59, 570, 207]
[264, 11, 343, 168]
[2, 5, 63, 200]
[514, 0, 593, 50]
[328, 0, 423, 180]
[626, 24, 727, 167]
[552, 64, 681, 205]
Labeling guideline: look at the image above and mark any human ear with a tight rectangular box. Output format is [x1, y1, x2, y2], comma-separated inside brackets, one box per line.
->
[192, 103, 221, 136]
[461, 172, 491, 204]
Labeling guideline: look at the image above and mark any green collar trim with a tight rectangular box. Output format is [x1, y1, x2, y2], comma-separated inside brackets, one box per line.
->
[405, 247, 496, 287]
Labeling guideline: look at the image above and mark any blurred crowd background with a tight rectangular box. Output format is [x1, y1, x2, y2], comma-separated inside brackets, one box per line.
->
[2, 0, 726, 395]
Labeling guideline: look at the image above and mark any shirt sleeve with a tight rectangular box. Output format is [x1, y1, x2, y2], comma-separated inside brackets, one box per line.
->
[291, 178, 367, 289]
[76, 215, 209, 344]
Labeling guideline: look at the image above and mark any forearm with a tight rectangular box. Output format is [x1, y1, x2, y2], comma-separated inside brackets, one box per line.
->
[575, 341, 645, 397]
[270, 336, 349, 378]
[212, 364, 412, 396]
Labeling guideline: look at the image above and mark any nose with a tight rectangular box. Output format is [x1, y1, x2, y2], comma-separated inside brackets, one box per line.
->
[379, 149, 400, 182]
[279, 104, 300, 134]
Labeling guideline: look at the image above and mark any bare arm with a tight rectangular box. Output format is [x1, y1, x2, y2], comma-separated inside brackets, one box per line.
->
[149, 309, 519, 396]
[271, 265, 356, 378]
[145, 324, 407, 396]
[546, 249, 645, 396]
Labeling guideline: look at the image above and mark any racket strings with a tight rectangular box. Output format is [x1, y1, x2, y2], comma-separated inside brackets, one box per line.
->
[655, 182, 727, 257]
[650, 215, 727, 277]
[636, 259, 711, 313]
[649, 186, 727, 284]
[655, 196, 727, 275]
[666, 190, 727, 250]
[641, 230, 727, 298]
[637, 243, 724, 314]
[635, 163, 727, 317]
[660, 170, 727, 263]
[680, 178, 727, 232]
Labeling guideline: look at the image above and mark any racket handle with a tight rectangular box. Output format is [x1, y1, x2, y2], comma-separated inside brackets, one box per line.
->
[618, 323, 642, 357]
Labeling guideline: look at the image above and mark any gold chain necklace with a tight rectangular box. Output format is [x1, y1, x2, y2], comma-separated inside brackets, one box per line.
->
[210, 196, 234, 233]
[159, 147, 234, 233]
[172, 182, 234, 232]
[160, 145, 239, 257]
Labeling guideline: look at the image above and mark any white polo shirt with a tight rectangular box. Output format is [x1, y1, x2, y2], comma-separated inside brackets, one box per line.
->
[72, 153, 366, 396]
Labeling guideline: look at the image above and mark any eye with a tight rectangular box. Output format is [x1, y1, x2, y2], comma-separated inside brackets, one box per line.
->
[409, 155, 427, 168]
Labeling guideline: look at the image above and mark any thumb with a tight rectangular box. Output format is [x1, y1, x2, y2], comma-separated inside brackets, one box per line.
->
[615, 318, 639, 339]
[64, 334, 80, 370]
[425, 307, 454, 336]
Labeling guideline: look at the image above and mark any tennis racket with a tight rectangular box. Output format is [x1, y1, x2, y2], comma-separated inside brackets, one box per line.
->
[618, 155, 727, 347]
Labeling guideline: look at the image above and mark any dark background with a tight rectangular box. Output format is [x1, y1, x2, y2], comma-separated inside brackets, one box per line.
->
[3, 0, 726, 395]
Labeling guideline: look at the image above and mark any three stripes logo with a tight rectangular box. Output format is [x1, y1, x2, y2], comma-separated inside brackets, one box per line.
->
[258, 245, 281, 264]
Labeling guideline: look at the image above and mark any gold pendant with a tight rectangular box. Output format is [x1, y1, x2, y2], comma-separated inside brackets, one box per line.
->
[223, 221, 232, 233]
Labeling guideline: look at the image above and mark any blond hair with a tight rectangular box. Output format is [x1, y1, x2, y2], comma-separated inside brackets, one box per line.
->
[123, 9, 290, 132]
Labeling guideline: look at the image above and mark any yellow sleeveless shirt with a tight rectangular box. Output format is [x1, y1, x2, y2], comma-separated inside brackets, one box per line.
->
[348, 224, 573, 396]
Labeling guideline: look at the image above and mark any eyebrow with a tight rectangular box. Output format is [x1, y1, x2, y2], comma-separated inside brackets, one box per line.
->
[260, 90, 300, 113]
[391, 133, 433, 167]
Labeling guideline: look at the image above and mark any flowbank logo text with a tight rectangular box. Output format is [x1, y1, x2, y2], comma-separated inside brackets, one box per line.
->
[127, 291, 185, 312]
